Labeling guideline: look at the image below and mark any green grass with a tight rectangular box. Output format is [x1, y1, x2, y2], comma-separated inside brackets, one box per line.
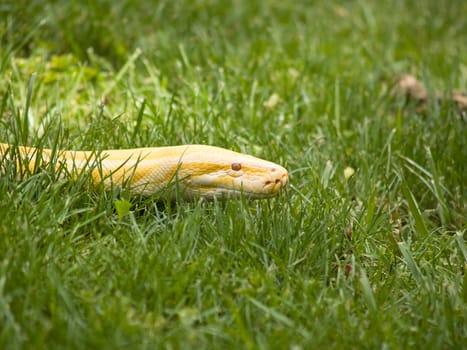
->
[1, 0, 466, 348]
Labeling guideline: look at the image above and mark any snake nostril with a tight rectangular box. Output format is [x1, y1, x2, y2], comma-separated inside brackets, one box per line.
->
[275, 179, 281, 184]
[265, 180, 272, 185]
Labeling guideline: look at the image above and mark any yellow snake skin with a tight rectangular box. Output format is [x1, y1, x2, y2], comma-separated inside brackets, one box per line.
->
[0, 143, 288, 200]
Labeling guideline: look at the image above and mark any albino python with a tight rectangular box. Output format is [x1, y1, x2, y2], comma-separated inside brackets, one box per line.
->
[0, 143, 288, 200]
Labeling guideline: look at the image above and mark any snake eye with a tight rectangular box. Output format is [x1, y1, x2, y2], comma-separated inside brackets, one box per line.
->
[231, 162, 242, 171]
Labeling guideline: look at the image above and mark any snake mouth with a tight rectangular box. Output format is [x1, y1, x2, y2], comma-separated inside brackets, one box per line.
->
[183, 172, 288, 200]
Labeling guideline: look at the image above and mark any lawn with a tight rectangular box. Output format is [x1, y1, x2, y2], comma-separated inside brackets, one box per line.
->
[0, 0, 466, 348]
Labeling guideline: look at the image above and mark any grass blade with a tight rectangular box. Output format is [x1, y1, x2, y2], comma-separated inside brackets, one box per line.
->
[22, 73, 37, 143]
[400, 178, 429, 237]
[249, 298, 294, 328]
[398, 242, 423, 286]
[359, 268, 377, 314]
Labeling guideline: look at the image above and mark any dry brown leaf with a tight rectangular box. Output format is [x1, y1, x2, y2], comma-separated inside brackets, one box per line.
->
[391, 74, 428, 100]
[334, 6, 348, 18]
[263, 93, 281, 110]
[451, 92, 467, 113]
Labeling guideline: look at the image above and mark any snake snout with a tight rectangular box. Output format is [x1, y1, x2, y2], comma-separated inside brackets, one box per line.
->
[263, 167, 288, 193]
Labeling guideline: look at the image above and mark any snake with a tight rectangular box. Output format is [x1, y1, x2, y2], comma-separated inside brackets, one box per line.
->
[0, 143, 288, 200]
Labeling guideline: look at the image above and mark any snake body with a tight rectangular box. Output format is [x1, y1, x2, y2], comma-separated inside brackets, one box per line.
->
[0, 143, 288, 200]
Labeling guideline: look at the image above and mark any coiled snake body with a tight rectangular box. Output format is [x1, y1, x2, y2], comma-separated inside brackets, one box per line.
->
[0, 143, 288, 200]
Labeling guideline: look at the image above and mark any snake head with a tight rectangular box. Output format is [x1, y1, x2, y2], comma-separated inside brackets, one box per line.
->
[177, 146, 288, 200]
